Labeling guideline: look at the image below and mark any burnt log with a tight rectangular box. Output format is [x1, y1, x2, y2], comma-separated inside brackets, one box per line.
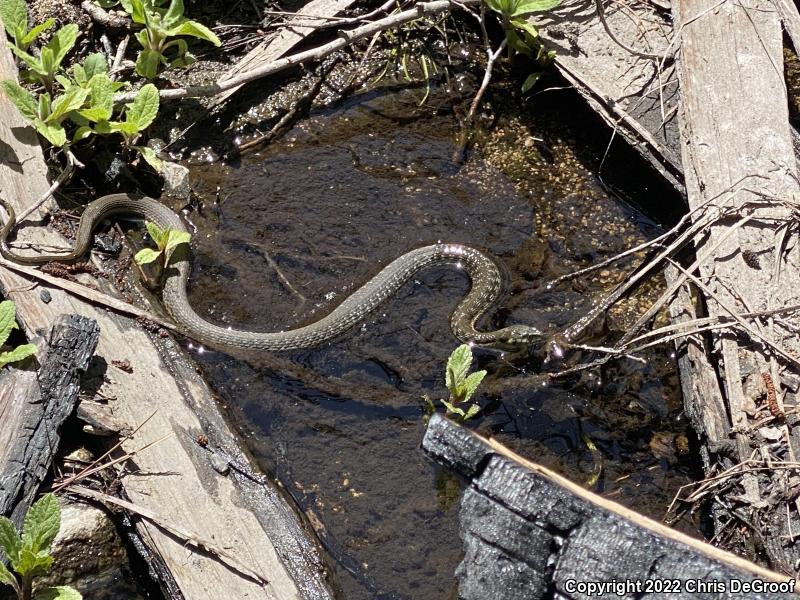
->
[423, 414, 797, 599]
[0, 314, 99, 525]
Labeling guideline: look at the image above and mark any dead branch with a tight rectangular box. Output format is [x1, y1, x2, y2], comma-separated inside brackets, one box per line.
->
[115, 0, 479, 102]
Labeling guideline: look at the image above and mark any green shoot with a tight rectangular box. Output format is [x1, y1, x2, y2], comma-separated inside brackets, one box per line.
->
[117, 0, 221, 79]
[0, 493, 82, 600]
[0, 300, 36, 368]
[483, 0, 560, 91]
[440, 344, 486, 422]
[0, 0, 54, 50]
[7, 23, 79, 93]
[134, 221, 190, 268]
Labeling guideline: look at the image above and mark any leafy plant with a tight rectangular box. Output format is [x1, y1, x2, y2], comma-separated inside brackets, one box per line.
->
[1, 80, 88, 147]
[0, 493, 81, 600]
[114, 0, 221, 78]
[0, 0, 54, 51]
[0, 300, 36, 368]
[483, 0, 560, 91]
[74, 81, 161, 168]
[8, 24, 79, 93]
[134, 221, 190, 268]
[441, 344, 486, 421]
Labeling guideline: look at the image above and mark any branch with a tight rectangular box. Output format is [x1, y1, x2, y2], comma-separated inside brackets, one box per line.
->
[114, 0, 478, 102]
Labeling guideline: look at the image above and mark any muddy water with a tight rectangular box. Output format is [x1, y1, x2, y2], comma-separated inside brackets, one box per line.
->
[184, 85, 694, 599]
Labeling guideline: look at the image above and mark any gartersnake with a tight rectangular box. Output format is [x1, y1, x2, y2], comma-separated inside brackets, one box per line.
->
[0, 194, 542, 351]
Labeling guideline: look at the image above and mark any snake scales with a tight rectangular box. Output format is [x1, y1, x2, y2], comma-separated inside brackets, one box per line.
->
[0, 194, 542, 351]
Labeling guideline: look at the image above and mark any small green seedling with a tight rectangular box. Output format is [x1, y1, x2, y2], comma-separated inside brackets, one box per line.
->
[0, 300, 36, 368]
[0, 493, 82, 600]
[7, 23, 79, 93]
[112, 0, 221, 78]
[441, 344, 486, 422]
[483, 0, 560, 91]
[0, 0, 54, 51]
[134, 221, 190, 268]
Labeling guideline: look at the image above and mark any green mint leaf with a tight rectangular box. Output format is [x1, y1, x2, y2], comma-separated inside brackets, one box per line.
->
[164, 229, 190, 252]
[509, 18, 540, 39]
[54, 74, 73, 89]
[22, 493, 60, 554]
[35, 586, 83, 600]
[72, 125, 94, 142]
[510, 0, 561, 15]
[0, 559, 15, 587]
[49, 87, 89, 122]
[45, 24, 79, 68]
[8, 43, 41, 73]
[463, 404, 481, 421]
[445, 366, 456, 394]
[163, 228, 190, 263]
[0, 0, 27, 41]
[39, 46, 55, 76]
[167, 20, 221, 46]
[121, 0, 148, 25]
[170, 50, 195, 69]
[134, 247, 162, 265]
[145, 221, 166, 247]
[37, 92, 50, 116]
[161, 0, 184, 29]
[15, 548, 53, 577]
[461, 370, 486, 403]
[77, 106, 110, 123]
[0, 343, 37, 367]
[109, 120, 140, 136]
[82, 52, 108, 77]
[0, 81, 37, 121]
[33, 118, 66, 148]
[134, 48, 162, 79]
[84, 73, 114, 119]
[521, 72, 541, 93]
[20, 18, 55, 48]
[135, 145, 163, 171]
[0, 300, 18, 347]
[0, 516, 22, 563]
[440, 400, 465, 418]
[446, 344, 472, 387]
[70, 63, 87, 86]
[126, 83, 158, 129]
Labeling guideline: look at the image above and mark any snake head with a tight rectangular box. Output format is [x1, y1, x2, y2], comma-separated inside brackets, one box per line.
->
[491, 324, 543, 351]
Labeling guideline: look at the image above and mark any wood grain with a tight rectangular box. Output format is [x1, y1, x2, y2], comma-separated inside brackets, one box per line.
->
[0, 31, 331, 600]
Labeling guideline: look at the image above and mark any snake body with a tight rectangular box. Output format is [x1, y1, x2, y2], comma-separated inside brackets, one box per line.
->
[0, 194, 542, 351]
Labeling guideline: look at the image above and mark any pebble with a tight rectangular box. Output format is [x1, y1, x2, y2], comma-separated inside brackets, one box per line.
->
[40, 289, 52, 304]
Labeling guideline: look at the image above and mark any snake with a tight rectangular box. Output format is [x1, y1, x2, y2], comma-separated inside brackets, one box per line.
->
[0, 193, 542, 352]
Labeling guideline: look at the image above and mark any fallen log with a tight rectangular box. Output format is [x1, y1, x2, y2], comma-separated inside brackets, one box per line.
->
[423, 414, 797, 599]
[0, 28, 333, 600]
[0, 314, 99, 526]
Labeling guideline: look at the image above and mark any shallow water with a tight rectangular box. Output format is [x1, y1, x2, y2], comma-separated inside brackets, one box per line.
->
[183, 84, 694, 599]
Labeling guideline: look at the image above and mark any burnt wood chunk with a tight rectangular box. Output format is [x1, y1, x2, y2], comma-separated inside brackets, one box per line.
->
[423, 414, 796, 599]
[0, 314, 100, 525]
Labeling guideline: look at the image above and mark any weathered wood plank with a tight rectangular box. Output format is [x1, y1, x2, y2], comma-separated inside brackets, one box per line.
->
[673, 0, 800, 572]
[423, 415, 797, 599]
[0, 31, 332, 600]
[0, 314, 99, 526]
[215, 0, 357, 103]
[533, 0, 682, 190]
